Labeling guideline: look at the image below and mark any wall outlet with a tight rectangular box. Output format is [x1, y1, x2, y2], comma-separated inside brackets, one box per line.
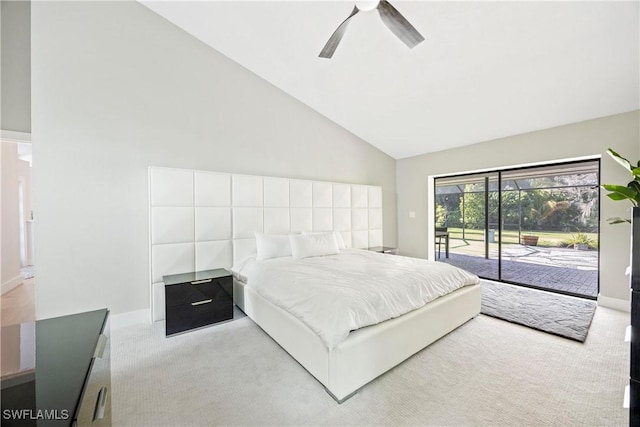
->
[409, 211, 416, 218]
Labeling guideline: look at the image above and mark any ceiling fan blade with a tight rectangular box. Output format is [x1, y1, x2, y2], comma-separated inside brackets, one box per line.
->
[319, 6, 360, 59]
[377, 0, 425, 49]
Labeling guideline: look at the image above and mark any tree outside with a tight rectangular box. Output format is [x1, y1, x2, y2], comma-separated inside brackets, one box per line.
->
[435, 173, 599, 248]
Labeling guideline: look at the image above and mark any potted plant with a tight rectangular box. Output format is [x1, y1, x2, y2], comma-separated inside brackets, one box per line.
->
[566, 231, 594, 250]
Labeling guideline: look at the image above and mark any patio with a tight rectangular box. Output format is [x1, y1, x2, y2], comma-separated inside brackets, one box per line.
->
[438, 240, 598, 298]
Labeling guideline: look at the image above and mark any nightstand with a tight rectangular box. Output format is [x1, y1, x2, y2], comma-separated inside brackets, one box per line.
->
[367, 246, 399, 255]
[163, 269, 233, 336]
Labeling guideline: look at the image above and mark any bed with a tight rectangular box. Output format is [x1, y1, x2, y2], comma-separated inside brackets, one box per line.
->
[147, 168, 481, 401]
[232, 236, 481, 403]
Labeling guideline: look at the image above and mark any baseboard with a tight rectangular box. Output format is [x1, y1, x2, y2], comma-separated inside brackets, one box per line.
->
[110, 309, 151, 330]
[597, 295, 630, 312]
[1, 275, 23, 295]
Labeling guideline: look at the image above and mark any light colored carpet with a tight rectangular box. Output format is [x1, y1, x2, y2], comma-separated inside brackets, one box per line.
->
[481, 280, 597, 342]
[112, 307, 629, 426]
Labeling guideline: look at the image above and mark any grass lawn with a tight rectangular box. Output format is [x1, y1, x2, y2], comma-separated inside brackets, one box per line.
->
[445, 227, 598, 248]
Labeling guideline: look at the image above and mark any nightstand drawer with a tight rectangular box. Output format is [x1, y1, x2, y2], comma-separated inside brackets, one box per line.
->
[165, 297, 233, 335]
[163, 269, 234, 336]
[165, 278, 231, 307]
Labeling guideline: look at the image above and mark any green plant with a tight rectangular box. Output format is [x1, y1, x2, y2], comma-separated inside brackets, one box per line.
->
[435, 204, 447, 226]
[528, 199, 571, 229]
[565, 231, 595, 248]
[602, 148, 640, 224]
[537, 239, 558, 248]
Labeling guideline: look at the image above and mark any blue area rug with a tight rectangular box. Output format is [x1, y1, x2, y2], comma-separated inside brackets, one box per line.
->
[480, 280, 597, 342]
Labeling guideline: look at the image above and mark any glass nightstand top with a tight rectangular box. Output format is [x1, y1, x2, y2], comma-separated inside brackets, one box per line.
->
[163, 268, 231, 286]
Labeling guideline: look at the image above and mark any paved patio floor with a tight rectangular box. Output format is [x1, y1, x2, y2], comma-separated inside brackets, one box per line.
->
[438, 243, 598, 298]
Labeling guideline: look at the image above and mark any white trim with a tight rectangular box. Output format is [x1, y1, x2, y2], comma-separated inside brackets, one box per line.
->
[0, 130, 31, 144]
[427, 175, 435, 260]
[148, 167, 153, 323]
[1, 275, 23, 295]
[111, 309, 151, 330]
[597, 294, 630, 312]
[429, 154, 601, 179]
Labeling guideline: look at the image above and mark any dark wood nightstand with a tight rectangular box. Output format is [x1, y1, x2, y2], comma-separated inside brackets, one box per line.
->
[163, 269, 233, 336]
[367, 246, 399, 255]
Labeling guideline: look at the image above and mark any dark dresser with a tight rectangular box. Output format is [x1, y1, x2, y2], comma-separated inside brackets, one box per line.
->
[1, 309, 110, 427]
[630, 207, 640, 426]
[164, 269, 233, 336]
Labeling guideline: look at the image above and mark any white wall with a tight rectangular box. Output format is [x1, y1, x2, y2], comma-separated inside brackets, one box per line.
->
[1, 142, 22, 294]
[397, 111, 640, 304]
[1, 0, 31, 133]
[31, 1, 397, 319]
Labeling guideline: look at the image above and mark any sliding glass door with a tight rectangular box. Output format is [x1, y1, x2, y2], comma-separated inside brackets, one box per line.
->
[435, 172, 499, 280]
[434, 160, 599, 299]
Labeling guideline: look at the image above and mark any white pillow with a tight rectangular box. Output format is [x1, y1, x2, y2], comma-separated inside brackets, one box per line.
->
[255, 233, 292, 261]
[290, 232, 340, 259]
[302, 231, 346, 250]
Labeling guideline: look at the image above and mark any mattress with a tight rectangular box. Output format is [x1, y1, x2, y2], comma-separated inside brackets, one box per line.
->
[232, 249, 479, 349]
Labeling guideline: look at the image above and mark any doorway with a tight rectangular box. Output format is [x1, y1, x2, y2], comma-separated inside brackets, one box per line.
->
[1, 140, 35, 325]
[434, 159, 600, 299]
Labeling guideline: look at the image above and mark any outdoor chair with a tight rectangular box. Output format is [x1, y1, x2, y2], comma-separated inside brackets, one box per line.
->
[435, 227, 448, 259]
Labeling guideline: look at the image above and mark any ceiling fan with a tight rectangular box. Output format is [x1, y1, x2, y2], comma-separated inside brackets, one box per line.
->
[319, 0, 425, 59]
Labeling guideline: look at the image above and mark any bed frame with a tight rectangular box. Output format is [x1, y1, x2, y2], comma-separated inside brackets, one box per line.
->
[148, 166, 481, 401]
[234, 279, 481, 402]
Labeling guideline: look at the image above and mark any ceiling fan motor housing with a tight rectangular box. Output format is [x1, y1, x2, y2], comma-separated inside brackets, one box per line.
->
[356, 0, 380, 12]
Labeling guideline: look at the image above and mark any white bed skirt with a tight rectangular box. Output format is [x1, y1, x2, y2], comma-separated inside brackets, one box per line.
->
[234, 279, 481, 402]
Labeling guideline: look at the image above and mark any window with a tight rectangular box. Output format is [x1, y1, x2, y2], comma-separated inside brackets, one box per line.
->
[434, 159, 599, 299]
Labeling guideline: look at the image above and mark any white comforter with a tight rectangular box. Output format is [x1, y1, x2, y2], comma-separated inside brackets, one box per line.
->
[236, 249, 479, 349]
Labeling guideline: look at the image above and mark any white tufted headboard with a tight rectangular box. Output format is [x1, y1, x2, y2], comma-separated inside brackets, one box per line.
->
[148, 166, 384, 322]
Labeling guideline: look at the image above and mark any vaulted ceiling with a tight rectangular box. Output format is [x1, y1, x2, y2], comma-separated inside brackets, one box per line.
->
[141, 1, 639, 159]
